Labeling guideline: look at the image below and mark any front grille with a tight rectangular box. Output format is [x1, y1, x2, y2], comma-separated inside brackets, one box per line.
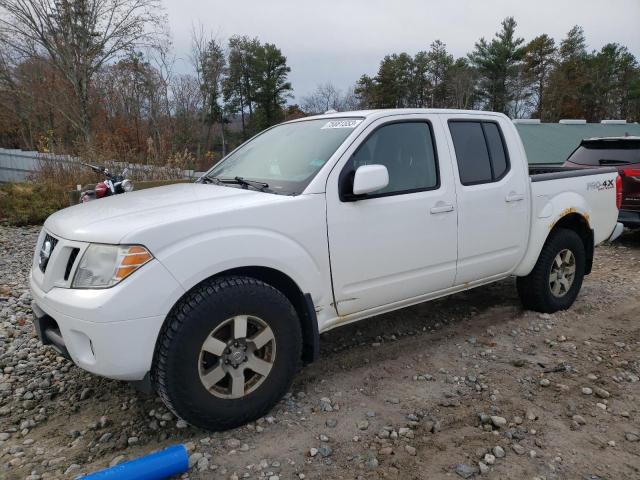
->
[38, 233, 58, 273]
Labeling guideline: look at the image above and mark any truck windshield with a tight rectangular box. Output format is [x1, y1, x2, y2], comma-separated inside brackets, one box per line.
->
[204, 118, 363, 195]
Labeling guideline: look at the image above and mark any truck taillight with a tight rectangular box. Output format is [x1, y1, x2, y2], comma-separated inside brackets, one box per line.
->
[615, 175, 622, 210]
[622, 168, 640, 178]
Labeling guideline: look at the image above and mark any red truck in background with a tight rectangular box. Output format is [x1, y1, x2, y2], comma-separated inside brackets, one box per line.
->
[564, 137, 640, 227]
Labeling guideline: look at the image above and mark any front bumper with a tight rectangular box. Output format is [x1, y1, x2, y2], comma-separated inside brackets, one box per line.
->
[32, 301, 71, 360]
[29, 257, 184, 381]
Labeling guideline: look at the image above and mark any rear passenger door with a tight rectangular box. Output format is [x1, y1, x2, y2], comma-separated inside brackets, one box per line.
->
[443, 115, 529, 284]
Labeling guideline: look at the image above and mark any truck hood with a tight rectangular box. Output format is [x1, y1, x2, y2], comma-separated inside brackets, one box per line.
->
[44, 183, 282, 244]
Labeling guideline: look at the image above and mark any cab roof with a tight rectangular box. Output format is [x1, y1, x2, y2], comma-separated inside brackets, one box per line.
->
[294, 108, 507, 122]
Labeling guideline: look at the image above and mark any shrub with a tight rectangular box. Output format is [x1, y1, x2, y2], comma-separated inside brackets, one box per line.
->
[0, 182, 68, 226]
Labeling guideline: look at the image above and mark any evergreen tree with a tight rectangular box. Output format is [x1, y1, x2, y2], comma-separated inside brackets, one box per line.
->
[523, 34, 557, 119]
[251, 42, 292, 130]
[223, 36, 260, 138]
[545, 26, 588, 120]
[223, 37, 291, 135]
[426, 40, 454, 107]
[468, 17, 525, 114]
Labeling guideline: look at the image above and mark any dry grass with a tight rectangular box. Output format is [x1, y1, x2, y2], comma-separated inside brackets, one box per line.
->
[0, 183, 67, 226]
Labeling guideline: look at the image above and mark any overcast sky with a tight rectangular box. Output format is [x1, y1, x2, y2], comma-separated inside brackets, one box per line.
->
[163, 0, 640, 102]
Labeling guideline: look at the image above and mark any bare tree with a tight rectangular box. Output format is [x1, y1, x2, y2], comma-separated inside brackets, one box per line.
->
[0, 0, 166, 143]
[147, 30, 175, 157]
[341, 86, 360, 111]
[446, 58, 477, 109]
[0, 44, 32, 146]
[191, 25, 226, 157]
[169, 73, 200, 152]
[302, 82, 355, 114]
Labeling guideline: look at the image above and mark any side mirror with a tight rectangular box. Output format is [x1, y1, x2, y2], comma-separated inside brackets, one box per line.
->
[352, 164, 389, 196]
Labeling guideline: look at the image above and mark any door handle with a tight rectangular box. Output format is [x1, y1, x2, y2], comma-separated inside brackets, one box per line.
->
[505, 192, 525, 203]
[430, 203, 454, 214]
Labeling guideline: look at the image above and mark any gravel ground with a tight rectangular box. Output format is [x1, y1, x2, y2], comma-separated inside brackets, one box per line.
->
[1, 225, 639, 479]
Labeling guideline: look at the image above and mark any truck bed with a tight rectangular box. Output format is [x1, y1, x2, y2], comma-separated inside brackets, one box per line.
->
[526, 164, 620, 251]
[529, 165, 618, 182]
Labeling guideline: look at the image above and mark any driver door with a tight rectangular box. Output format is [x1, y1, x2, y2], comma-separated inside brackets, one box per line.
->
[325, 115, 458, 316]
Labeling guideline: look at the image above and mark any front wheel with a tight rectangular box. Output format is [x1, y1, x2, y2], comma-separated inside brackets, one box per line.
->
[153, 276, 302, 431]
[517, 228, 586, 313]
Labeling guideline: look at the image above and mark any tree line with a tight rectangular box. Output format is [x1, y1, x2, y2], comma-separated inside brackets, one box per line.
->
[0, 1, 638, 170]
[350, 18, 640, 122]
[0, 0, 296, 169]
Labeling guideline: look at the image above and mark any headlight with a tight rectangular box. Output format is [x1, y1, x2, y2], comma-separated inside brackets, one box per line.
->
[72, 244, 153, 288]
[121, 179, 134, 192]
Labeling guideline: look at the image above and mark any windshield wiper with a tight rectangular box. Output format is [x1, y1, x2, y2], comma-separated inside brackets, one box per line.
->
[208, 176, 270, 191]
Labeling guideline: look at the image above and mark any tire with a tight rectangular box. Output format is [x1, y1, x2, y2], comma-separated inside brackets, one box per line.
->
[517, 228, 586, 313]
[152, 275, 302, 431]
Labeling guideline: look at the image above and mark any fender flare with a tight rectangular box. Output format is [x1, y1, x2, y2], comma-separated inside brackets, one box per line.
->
[515, 201, 593, 277]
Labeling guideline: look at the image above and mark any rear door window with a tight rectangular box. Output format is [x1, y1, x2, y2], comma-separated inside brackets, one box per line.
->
[483, 123, 509, 179]
[448, 120, 510, 185]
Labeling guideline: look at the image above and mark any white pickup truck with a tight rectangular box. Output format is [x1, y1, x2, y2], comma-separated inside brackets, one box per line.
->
[30, 109, 623, 430]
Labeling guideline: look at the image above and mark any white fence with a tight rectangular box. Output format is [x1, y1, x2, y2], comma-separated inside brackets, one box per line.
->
[0, 148, 204, 183]
[0, 148, 48, 183]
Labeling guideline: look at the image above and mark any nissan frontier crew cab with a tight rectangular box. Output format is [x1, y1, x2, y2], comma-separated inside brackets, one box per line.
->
[30, 109, 623, 431]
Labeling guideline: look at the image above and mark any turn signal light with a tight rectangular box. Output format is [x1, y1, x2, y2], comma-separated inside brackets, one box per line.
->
[114, 246, 153, 281]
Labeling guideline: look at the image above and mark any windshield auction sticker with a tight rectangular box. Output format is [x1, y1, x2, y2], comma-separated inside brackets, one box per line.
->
[321, 119, 363, 129]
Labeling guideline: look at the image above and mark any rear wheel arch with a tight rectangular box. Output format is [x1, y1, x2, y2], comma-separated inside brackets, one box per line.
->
[551, 213, 594, 274]
[517, 227, 586, 313]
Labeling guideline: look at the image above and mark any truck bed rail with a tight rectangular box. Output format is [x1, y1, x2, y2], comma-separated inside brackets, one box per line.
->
[529, 165, 617, 182]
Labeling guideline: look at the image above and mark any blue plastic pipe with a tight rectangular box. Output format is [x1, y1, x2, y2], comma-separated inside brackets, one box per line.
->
[80, 444, 189, 480]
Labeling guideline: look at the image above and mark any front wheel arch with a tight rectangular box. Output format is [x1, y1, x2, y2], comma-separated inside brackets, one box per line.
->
[155, 266, 318, 368]
[152, 275, 303, 430]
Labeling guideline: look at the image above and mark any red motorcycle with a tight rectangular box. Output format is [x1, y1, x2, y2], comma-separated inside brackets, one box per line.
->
[79, 163, 134, 203]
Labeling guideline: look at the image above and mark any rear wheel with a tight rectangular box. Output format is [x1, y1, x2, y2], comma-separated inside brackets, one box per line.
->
[153, 276, 302, 431]
[517, 228, 586, 313]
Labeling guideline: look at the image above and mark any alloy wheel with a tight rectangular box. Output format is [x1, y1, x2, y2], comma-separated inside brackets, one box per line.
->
[549, 249, 576, 298]
[198, 315, 276, 399]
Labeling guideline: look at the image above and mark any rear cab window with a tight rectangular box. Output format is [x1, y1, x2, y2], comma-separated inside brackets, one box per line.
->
[566, 140, 640, 166]
[448, 120, 510, 186]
